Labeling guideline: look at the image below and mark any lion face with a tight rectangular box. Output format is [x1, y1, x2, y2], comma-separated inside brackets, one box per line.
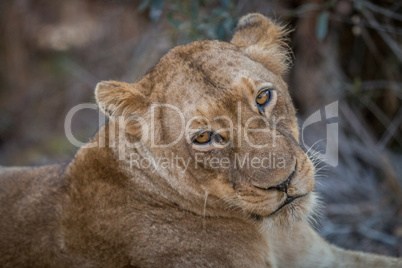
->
[95, 14, 316, 224]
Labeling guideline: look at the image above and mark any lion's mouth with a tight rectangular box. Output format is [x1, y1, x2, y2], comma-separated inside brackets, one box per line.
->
[249, 193, 308, 221]
[269, 193, 307, 216]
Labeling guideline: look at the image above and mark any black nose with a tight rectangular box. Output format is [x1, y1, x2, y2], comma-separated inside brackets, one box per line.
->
[284, 196, 296, 204]
[253, 163, 297, 192]
[271, 168, 295, 193]
[275, 177, 290, 193]
[254, 165, 296, 194]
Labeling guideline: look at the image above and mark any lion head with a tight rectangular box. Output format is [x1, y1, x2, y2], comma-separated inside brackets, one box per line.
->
[94, 13, 316, 227]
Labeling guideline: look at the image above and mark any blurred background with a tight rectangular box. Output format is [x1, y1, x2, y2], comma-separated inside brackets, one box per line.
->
[0, 0, 401, 257]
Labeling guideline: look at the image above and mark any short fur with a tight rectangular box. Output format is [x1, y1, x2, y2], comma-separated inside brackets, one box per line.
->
[0, 13, 400, 267]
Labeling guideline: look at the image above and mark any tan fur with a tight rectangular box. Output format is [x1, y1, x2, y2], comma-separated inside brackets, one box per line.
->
[0, 13, 400, 267]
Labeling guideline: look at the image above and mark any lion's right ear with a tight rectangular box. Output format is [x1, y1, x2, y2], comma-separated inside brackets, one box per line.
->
[95, 81, 149, 118]
[230, 13, 291, 75]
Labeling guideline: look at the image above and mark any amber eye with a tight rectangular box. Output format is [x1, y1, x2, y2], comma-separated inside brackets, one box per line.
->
[194, 131, 212, 144]
[256, 89, 272, 106]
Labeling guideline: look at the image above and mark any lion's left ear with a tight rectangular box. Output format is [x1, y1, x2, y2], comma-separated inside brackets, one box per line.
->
[95, 81, 149, 118]
[231, 13, 291, 75]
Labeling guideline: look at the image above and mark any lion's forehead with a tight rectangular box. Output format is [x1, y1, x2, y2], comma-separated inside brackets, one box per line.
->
[171, 41, 266, 82]
[145, 40, 284, 122]
[150, 40, 269, 91]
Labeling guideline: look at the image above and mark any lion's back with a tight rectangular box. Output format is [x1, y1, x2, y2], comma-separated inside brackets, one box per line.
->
[0, 164, 74, 267]
[0, 164, 65, 205]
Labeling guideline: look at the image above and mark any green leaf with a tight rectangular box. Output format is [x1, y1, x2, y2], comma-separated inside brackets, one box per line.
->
[316, 11, 329, 41]
[138, 0, 150, 12]
[167, 13, 182, 28]
[216, 23, 225, 40]
[220, 0, 232, 9]
[149, 0, 165, 21]
[190, 1, 199, 22]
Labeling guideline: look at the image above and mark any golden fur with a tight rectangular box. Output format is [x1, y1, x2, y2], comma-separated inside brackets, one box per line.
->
[0, 13, 401, 267]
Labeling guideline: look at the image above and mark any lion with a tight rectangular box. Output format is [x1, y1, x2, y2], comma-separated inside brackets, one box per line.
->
[0, 13, 400, 267]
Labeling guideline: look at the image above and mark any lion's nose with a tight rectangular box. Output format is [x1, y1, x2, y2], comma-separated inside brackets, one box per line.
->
[253, 162, 296, 193]
[285, 196, 296, 204]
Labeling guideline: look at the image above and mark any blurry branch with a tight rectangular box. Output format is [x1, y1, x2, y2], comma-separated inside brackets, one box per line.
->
[62, 58, 99, 87]
[280, 3, 322, 18]
[358, 25, 401, 104]
[358, 213, 398, 246]
[359, 100, 402, 148]
[358, 225, 397, 246]
[378, 108, 402, 150]
[320, 221, 353, 237]
[360, 98, 392, 128]
[345, 80, 402, 101]
[356, 0, 402, 21]
[331, 14, 402, 35]
[322, 223, 397, 246]
[325, 203, 376, 215]
[341, 103, 376, 149]
[353, 81, 402, 92]
[340, 103, 401, 199]
[362, 23, 402, 35]
[321, 210, 398, 246]
[361, 9, 402, 62]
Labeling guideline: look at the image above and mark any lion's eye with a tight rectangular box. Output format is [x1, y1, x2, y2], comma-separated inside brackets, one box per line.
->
[256, 89, 272, 106]
[194, 131, 212, 144]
